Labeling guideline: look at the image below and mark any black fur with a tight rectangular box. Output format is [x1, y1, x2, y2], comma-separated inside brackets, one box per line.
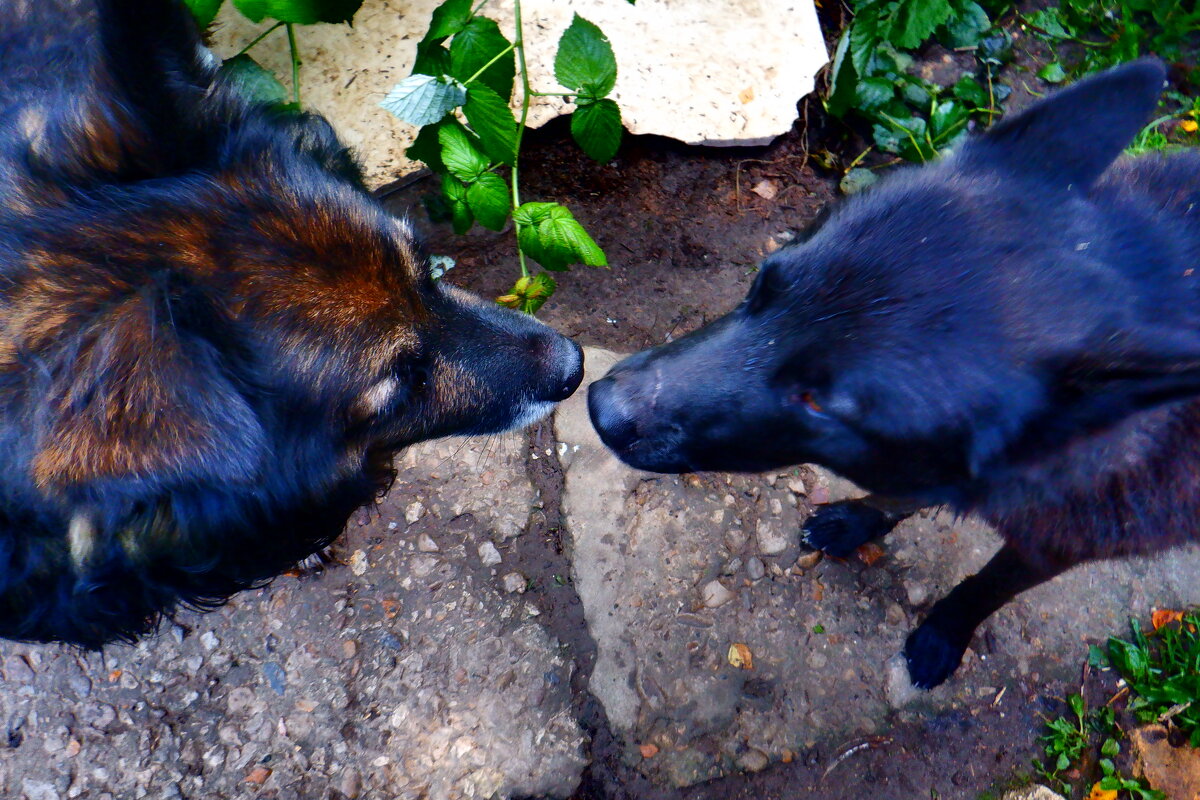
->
[0, 0, 582, 647]
[590, 59, 1200, 687]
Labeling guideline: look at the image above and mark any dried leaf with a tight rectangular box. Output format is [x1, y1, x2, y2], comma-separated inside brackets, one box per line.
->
[245, 766, 272, 785]
[728, 642, 754, 670]
[1151, 609, 1185, 630]
[856, 542, 885, 566]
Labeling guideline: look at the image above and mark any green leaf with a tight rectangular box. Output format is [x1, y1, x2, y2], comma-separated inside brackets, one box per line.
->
[424, 0, 473, 41]
[944, 0, 990, 48]
[1101, 737, 1120, 758]
[900, 79, 933, 109]
[497, 273, 557, 314]
[231, 0, 363, 24]
[438, 123, 490, 183]
[513, 202, 559, 228]
[839, 167, 879, 195]
[463, 84, 518, 165]
[855, 77, 895, 111]
[555, 14, 617, 97]
[1037, 61, 1068, 84]
[380, 74, 466, 126]
[952, 74, 987, 107]
[1024, 9, 1071, 39]
[406, 122, 446, 172]
[888, 0, 953, 48]
[571, 98, 622, 162]
[1068, 693, 1085, 720]
[824, 28, 858, 118]
[848, 14, 880, 78]
[930, 100, 969, 142]
[442, 174, 474, 234]
[449, 17, 515, 100]
[514, 203, 605, 270]
[184, 0, 224, 27]
[218, 55, 289, 106]
[465, 173, 511, 230]
[977, 28, 1013, 65]
[413, 41, 451, 77]
[1055, 752, 1070, 771]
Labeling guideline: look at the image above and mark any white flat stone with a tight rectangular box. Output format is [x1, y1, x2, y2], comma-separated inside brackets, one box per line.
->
[208, 0, 828, 187]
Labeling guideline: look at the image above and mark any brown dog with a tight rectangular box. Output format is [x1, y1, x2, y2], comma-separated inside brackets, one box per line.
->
[0, 0, 582, 647]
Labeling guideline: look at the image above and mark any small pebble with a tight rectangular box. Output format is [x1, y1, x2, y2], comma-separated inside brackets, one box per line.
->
[340, 769, 361, 799]
[746, 556, 766, 581]
[737, 749, 770, 772]
[794, 550, 823, 570]
[416, 534, 439, 553]
[263, 662, 286, 696]
[404, 501, 425, 524]
[721, 557, 743, 576]
[502, 572, 527, 594]
[702, 580, 735, 608]
[348, 549, 369, 576]
[786, 477, 807, 496]
[342, 640, 357, 659]
[199, 631, 220, 651]
[478, 542, 502, 567]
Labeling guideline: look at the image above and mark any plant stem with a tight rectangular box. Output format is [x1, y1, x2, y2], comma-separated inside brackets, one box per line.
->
[463, 42, 516, 86]
[512, 0, 531, 279]
[529, 91, 575, 98]
[470, 0, 492, 16]
[286, 22, 301, 106]
[235, 21, 284, 57]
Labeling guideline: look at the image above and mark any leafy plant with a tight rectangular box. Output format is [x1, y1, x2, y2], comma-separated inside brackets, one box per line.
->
[183, 0, 364, 108]
[825, 0, 1014, 164]
[1106, 612, 1200, 747]
[1034, 692, 1091, 794]
[382, 0, 632, 313]
[1023, 1, 1200, 153]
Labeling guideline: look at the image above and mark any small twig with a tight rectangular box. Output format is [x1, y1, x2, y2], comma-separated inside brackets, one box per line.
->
[1105, 686, 1130, 707]
[285, 23, 301, 106]
[820, 736, 892, 782]
[1158, 700, 1193, 723]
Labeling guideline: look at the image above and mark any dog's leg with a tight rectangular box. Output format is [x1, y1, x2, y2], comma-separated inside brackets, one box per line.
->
[904, 543, 1068, 689]
[801, 495, 926, 558]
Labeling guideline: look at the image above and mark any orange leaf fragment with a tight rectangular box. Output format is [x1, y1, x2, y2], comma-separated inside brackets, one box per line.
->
[856, 542, 885, 566]
[245, 766, 272, 785]
[1151, 609, 1185, 630]
[107, 669, 122, 683]
[728, 643, 754, 670]
[1086, 784, 1117, 800]
[639, 744, 659, 759]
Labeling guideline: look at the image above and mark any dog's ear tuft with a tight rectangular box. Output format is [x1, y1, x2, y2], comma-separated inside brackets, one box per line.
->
[960, 58, 1165, 190]
[32, 283, 266, 498]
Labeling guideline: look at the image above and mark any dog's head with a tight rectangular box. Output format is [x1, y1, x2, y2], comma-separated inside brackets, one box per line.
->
[590, 59, 1197, 500]
[0, 0, 583, 644]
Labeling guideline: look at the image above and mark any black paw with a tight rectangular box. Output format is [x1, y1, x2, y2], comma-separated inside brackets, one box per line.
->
[904, 619, 972, 689]
[801, 501, 892, 558]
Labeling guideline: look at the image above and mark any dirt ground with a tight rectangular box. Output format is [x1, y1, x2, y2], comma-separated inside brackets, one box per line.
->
[380, 98, 1060, 798]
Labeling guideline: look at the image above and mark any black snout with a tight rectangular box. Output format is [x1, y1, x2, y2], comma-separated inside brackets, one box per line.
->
[533, 334, 584, 402]
[588, 374, 638, 451]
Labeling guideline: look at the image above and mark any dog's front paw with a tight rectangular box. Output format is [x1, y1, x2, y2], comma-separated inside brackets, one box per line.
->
[801, 501, 892, 558]
[904, 619, 972, 689]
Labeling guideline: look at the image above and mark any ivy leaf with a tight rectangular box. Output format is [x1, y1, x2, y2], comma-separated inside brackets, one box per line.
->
[465, 173, 511, 230]
[571, 98, 622, 162]
[232, 0, 363, 24]
[442, 175, 474, 234]
[555, 14, 617, 97]
[380, 74, 466, 127]
[219, 55, 289, 106]
[463, 84, 518, 165]
[184, 0, 224, 27]
[438, 123, 490, 183]
[450, 17, 515, 100]
[423, 0, 473, 41]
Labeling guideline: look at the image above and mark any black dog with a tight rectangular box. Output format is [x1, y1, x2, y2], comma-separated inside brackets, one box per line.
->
[0, 0, 581, 647]
[590, 59, 1200, 688]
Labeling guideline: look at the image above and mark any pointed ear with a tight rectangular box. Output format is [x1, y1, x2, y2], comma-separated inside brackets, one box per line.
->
[959, 59, 1165, 190]
[33, 283, 266, 497]
[1056, 323, 1200, 421]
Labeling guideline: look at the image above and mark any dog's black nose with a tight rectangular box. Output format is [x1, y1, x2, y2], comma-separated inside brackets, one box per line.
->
[534, 335, 584, 402]
[587, 374, 639, 452]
